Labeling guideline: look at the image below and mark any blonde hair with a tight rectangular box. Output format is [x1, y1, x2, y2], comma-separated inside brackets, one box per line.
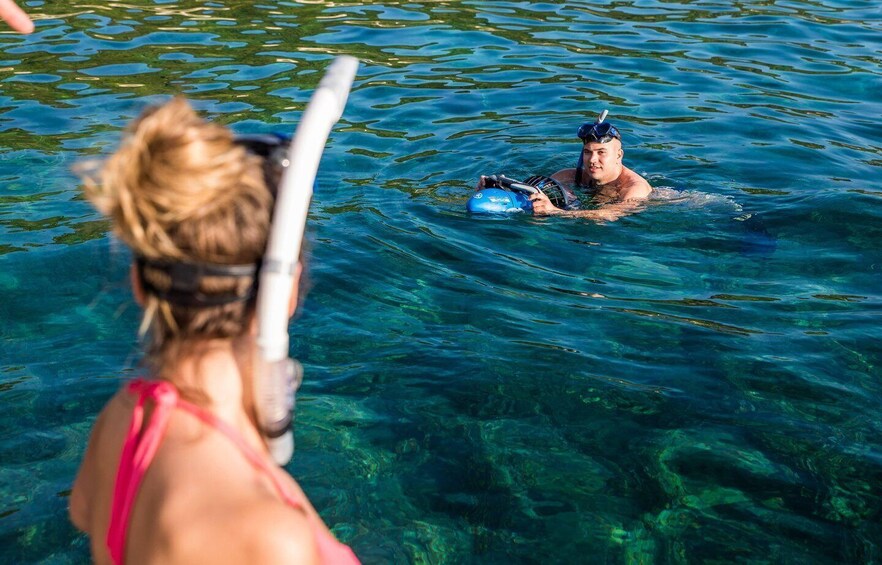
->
[81, 97, 273, 373]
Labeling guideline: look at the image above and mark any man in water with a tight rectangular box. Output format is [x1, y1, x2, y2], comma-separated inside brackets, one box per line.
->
[530, 114, 652, 221]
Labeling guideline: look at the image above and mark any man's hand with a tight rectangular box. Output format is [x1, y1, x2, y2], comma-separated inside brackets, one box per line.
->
[529, 191, 561, 216]
[475, 175, 487, 191]
[0, 0, 34, 34]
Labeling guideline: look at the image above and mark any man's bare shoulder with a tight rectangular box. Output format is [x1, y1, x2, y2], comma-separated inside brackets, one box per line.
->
[619, 167, 652, 200]
[551, 168, 576, 185]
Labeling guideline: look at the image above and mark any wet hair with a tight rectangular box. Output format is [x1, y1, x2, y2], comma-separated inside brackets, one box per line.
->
[80, 97, 273, 373]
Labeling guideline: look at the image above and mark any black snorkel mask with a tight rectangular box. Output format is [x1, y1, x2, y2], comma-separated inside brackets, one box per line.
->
[577, 110, 621, 144]
[235, 133, 292, 197]
[575, 109, 620, 186]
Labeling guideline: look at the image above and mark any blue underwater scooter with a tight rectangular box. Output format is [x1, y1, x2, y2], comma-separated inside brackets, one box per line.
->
[466, 174, 574, 214]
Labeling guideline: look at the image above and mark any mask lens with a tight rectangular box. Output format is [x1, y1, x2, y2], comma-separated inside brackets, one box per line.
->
[577, 122, 620, 143]
[234, 134, 292, 193]
[235, 134, 290, 156]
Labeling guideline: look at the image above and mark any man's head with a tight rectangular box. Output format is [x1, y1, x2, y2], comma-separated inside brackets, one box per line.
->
[576, 115, 624, 185]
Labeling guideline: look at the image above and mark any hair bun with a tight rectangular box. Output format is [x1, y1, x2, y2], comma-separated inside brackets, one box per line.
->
[80, 97, 269, 263]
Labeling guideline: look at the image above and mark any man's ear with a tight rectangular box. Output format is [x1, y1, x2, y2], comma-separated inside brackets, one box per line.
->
[288, 262, 303, 318]
[130, 262, 145, 306]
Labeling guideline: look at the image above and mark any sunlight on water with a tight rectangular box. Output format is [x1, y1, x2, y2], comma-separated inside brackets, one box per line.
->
[1, 1, 880, 562]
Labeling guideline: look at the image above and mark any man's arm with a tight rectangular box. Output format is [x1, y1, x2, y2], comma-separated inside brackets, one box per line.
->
[530, 192, 647, 222]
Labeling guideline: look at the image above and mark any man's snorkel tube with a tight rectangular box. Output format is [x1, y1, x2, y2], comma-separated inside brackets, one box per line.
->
[255, 55, 358, 465]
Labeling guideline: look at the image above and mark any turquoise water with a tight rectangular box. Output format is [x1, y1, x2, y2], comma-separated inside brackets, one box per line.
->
[2, 1, 881, 562]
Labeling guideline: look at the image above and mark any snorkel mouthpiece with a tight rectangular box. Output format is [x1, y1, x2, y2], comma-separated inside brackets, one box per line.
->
[254, 356, 302, 462]
[255, 55, 358, 465]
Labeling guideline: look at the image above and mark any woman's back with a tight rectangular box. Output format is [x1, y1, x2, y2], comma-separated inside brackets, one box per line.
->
[72, 377, 327, 564]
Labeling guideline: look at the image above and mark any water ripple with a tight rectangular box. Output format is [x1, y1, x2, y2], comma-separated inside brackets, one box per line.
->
[1, 1, 881, 562]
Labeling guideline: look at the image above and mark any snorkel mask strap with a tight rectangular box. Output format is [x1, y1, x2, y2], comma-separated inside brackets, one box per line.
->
[135, 256, 259, 307]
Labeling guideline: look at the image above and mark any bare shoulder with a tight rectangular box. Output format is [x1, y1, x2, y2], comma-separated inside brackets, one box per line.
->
[183, 498, 320, 564]
[143, 498, 321, 564]
[620, 167, 652, 200]
[551, 168, 576, 184]
[247, 501, 320, 564]
[69, 386, 136, 532]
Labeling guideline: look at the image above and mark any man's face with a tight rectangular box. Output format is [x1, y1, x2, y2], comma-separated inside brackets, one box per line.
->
[582, 139, 623, 183]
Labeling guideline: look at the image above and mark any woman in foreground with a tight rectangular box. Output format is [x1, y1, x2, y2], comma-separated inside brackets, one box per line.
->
[69, 97, 359, 565]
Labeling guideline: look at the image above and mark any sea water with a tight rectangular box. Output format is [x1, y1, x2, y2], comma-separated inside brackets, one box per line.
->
[1, 1, 880, 563]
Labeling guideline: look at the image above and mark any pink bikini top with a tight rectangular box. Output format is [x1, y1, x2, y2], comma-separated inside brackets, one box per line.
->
[106, 379, 360, 565]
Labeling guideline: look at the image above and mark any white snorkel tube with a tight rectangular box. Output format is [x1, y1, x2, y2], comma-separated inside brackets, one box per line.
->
[255, 55, 359, 465]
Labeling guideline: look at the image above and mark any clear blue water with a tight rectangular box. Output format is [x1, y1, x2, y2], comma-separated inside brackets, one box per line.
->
[2, 1, 881, 563]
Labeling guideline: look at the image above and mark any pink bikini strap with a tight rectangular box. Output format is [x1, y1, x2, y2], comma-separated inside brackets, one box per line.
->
[106, 379, 307, 565]
[106, 379, 178, 565]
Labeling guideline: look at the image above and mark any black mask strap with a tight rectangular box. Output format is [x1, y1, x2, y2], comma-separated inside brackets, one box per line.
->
[136, 256, 259, 307]
[575, 149, 585, 188]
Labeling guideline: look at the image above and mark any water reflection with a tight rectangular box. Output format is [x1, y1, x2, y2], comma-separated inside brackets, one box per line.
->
[1, 1, 881, 562]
